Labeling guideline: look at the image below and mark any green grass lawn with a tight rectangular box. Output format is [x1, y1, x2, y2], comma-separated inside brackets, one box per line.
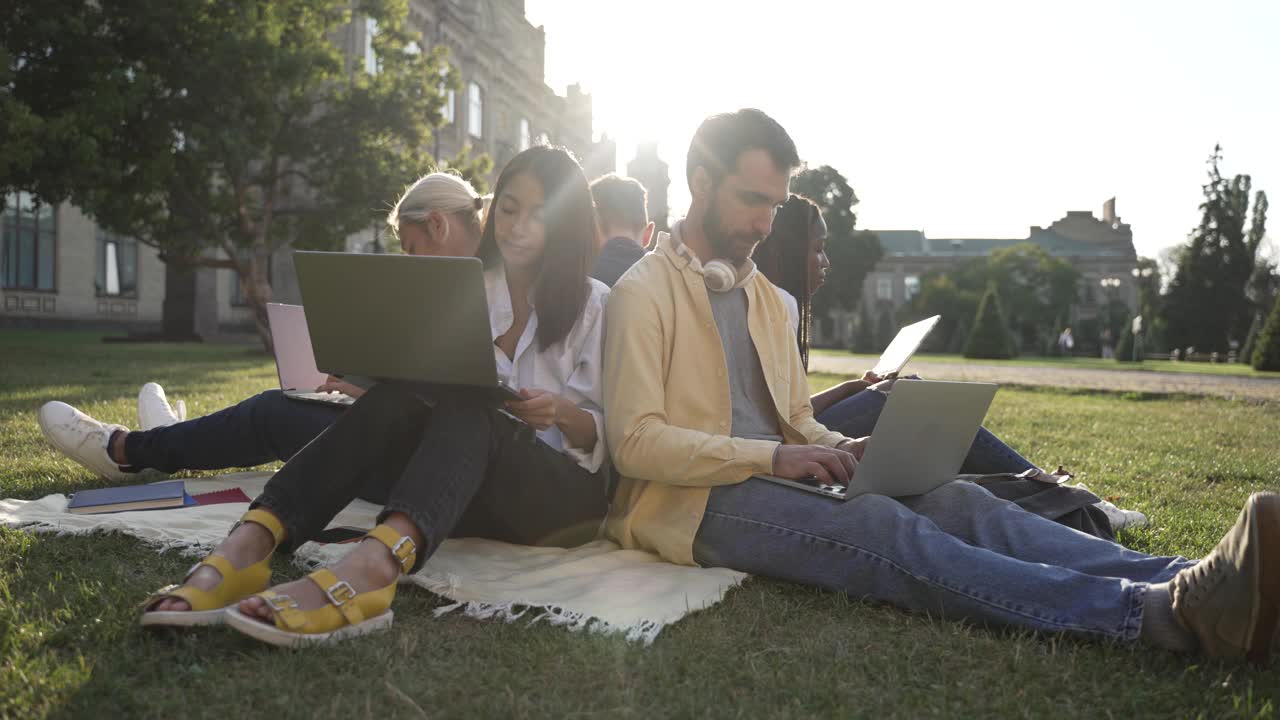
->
[813, 348, 1280, 378]
[3, 331, 1280, 719]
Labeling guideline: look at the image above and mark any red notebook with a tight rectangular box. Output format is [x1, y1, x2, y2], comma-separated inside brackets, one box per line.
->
[190, 488, 252, 506]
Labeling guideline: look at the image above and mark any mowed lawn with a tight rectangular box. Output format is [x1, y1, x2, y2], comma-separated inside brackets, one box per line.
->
[813, 348, 1280, 378]
[2, 331, 1280, 719]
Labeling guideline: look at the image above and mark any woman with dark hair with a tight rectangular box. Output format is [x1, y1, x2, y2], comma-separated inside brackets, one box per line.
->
[140, 146, 611, 646]
[755, 195, 1143, 536]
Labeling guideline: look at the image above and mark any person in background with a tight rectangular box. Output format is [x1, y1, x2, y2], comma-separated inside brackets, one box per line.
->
[589, 174, 653, 287]
[37, 172, 486, 482]
[754, 194, 1144, 536]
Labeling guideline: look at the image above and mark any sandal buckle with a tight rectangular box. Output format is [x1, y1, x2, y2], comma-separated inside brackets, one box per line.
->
[325, 580, 357, 607]
[391, 536, 416, 571]
[266, 594, 298, 612]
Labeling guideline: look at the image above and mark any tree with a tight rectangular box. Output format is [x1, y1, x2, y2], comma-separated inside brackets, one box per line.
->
[901, 273, 980, 352]
[1131, 256, 1165, 351]
[1253, 293, 1280, 371]
[442, 144, 494, 196]
[790, 165, 882, 316]
[1163, 146, 1269, 352]
[964, 285, 1015, 359]
[4, 0, 469, 349]
[875, 304, 896, 353]
[899, 243, 1076, 354]
[851, 301, 877, 354]
[985, 243, 1079, 352]
[1115, 315, 1142, 362]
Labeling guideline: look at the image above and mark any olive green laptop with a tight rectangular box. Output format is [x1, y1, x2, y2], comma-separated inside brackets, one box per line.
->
[293, 252, 520, 400]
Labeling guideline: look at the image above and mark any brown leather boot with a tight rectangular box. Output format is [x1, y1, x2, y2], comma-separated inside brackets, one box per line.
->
[1172, 492, 1280, 663]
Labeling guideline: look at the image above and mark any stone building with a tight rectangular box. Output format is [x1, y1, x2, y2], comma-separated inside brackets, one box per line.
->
[626, 143, 672, 232]
[2, 0, 602, 334]
[393, 0, 612, 181]
[816, 199, 1140, 348]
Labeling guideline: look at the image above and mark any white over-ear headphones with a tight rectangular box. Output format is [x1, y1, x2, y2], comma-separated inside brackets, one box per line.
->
[703, 259, 738, 293]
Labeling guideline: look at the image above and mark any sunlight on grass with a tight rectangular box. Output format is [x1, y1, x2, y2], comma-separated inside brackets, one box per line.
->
[2, 333, 1278, 718]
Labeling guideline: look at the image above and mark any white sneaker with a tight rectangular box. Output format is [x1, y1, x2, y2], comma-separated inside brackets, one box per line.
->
[1096, 500, 1149, 532]
[38, 401, 130, 481]
[137, 382, 186, 431]
[1073, 482, 1149, 531]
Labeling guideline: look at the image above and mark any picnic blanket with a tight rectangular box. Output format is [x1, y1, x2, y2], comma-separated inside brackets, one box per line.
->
[0, 472, 745, 644]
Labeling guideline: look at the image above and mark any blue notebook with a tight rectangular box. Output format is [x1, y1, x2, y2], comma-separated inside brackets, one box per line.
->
[66, 480, 194, 515]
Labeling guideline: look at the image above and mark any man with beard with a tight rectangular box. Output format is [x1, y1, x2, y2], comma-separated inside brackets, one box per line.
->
[601, 108, 1279, 662]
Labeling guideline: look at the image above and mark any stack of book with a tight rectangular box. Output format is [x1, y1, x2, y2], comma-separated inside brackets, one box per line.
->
[66, 480, 251, 515]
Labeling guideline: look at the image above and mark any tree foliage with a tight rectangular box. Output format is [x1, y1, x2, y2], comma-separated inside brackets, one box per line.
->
[789, 165, 882, 315]
[902, 243, 1078, 354]
[963, 285, 1015, 359]
[2, 0, 469, 348]
[1163, 145, 1269, 352]
[1253, 292, 1280, 371]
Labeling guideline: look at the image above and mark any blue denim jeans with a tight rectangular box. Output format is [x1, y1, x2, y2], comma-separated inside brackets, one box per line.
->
[816, 387, 1036, 475]
[122, 390, 343, 473]
[693, 479, 1194, 641]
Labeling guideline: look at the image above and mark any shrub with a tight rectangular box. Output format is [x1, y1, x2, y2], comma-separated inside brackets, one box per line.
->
[963, 285, 1016, 359]
[1252, 294, 1280, 371]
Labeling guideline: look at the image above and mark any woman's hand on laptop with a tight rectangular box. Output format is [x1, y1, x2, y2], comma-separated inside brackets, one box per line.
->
[315, 376, 366, 399]
[772, 444, 857, 486]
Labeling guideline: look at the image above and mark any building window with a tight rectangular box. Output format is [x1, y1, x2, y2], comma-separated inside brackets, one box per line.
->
[467, 81, 483, 138]
[95, 230, 138, 297]
[519, 118, 531, 151]
[438, 68, 455, 124]
[904, 275, 920, 301]
[876, 277, 893, 301]
[1, 192, 56, 291]
[363, 17, 379, 75]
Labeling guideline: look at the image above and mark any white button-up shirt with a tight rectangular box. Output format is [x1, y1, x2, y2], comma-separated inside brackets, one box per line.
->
[485, 265, 609, 474]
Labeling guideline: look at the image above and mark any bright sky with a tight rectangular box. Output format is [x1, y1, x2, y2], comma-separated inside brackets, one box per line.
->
[525, 0, 1280, 261]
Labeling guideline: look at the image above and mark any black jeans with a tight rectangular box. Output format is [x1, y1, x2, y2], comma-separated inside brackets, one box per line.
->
[122, 390, 343, 473]
[254, 382, 608, 572]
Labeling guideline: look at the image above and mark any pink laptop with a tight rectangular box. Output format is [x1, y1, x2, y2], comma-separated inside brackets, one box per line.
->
[265, 303, 354, 406]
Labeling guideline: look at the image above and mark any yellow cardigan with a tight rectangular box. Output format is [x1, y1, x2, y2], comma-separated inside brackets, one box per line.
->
[603, 229, 846, 566]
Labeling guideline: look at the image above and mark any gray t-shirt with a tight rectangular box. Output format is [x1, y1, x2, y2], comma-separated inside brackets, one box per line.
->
[708, 288, 784, 442]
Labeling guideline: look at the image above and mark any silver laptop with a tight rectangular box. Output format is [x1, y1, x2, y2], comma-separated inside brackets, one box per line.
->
[293, 252, 521, 400]
[759, 379, 997, 500]
[265, 303, 355, 406]
[872, 315, 940, 378]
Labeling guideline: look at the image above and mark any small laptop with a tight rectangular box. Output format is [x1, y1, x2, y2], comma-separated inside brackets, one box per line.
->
[759, 379, 997, 500]
[265, 303, 355, 406]
[872, 315, 941, 378]
[292, 252, 521, 400]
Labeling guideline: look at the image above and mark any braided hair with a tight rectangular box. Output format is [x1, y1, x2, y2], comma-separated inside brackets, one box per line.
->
[754, 194, 821, 370]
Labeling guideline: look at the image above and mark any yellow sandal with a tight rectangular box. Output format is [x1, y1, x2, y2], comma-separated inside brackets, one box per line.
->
[139, 508, 287, 628]
[224, 524, 416, 648]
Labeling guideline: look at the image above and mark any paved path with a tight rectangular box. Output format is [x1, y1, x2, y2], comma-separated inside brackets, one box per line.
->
[808, 355, 1280, 404]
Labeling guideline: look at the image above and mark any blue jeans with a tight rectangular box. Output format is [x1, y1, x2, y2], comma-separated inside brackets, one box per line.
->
[693, 479, 1194, 641]
[122, 390, 343, 473]
[816, 387, 1036, 475]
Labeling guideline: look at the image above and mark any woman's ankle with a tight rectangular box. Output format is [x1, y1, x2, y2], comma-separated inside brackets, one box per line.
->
[108, 430, 129, 466]
[223, 519, 279, 561]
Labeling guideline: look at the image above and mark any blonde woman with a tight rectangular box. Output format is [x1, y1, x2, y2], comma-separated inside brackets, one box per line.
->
[38, 172, 485, 483]
[143, 146, 610, 646]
